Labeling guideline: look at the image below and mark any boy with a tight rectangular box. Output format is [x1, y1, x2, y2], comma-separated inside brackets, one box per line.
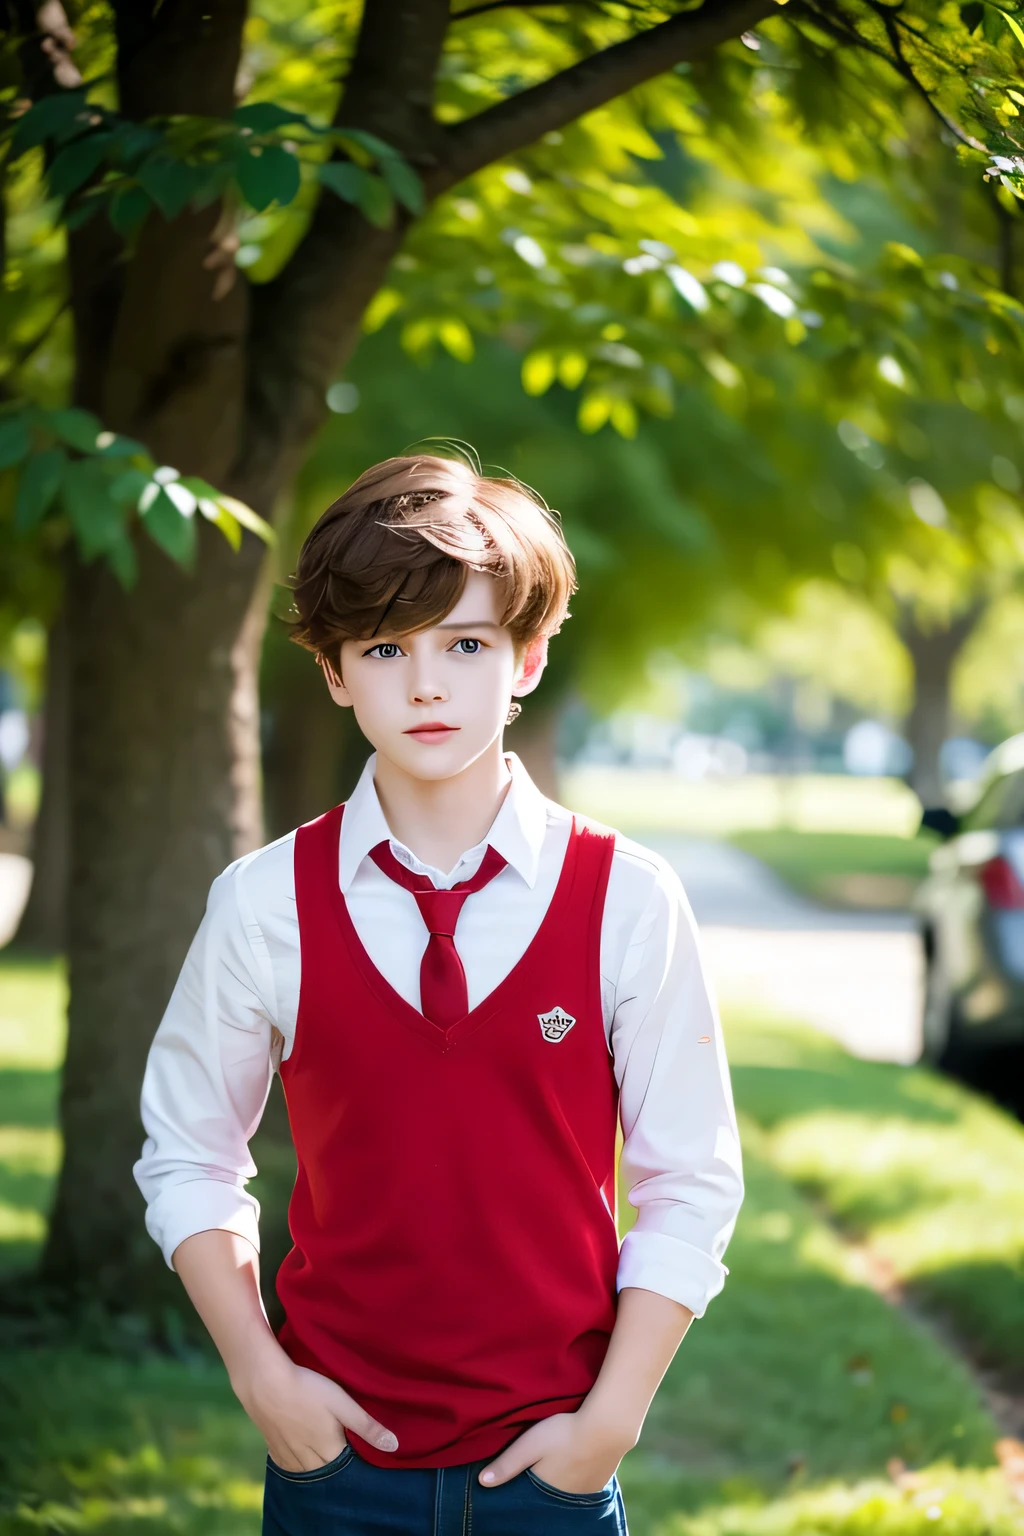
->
[134, 453, 744, 1535]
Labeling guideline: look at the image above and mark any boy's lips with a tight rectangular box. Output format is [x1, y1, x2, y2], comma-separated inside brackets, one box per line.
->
[404, 723, 460, 740]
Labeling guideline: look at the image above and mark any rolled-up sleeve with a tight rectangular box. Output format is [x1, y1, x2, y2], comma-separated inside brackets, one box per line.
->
[133, 861, 277, 1269]
[612, 856, 744, 1317]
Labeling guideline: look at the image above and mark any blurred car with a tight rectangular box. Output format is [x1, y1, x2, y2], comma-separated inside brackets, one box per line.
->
[916, 733, 1024, 1067]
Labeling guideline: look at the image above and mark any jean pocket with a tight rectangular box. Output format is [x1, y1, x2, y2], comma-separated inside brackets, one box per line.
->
[266, 1443, 355, 1484]
[524, 1468, 618, 1506]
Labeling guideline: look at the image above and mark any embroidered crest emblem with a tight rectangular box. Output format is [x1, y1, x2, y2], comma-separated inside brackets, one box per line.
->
[538, 1006, 576, 1043]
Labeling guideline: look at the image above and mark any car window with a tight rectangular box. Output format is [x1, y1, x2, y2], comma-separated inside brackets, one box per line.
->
[962, 769, 1024, 830]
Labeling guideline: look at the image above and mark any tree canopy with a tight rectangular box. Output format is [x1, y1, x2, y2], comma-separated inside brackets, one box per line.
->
[2, 0, 1024, 591]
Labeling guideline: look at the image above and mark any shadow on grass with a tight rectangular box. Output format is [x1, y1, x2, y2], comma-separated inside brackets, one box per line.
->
[0, 1345, 265, 1533]
[729, 1019, 1024, 1378]
[908, 1260, 1024, 1377]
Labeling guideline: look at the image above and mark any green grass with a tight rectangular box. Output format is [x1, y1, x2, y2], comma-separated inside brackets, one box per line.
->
[729, 1016, 1024, 1374]
[2, 959, 1023, 1534]
[728, 832, 935, 909]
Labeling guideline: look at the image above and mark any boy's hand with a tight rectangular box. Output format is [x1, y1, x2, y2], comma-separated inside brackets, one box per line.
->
[235, 1351, 399, 1473]
[477, 1409, 633, 1495]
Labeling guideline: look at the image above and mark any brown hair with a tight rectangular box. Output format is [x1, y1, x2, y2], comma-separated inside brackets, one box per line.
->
[290, 454, 576, 676]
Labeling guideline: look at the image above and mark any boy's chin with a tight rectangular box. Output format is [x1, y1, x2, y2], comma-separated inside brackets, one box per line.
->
[379, 734, 497, 781]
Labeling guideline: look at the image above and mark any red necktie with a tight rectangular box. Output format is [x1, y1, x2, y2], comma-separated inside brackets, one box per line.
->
[369, 841, 508, 1028]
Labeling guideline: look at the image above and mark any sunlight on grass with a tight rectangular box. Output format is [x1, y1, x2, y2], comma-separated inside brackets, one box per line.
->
[0, 956, 66, 1069]
[0, 1125, 61, 1173]
[655, 1467, 1024, 1535]
[0, 957, 65, 1274]
[728, 1015, 1024, 1370]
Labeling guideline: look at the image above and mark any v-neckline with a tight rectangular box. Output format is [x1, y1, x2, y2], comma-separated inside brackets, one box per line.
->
[327, 809, 579, 1054]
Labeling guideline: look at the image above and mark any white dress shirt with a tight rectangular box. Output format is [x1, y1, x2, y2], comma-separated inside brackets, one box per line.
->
[134, 753, 743, 1318]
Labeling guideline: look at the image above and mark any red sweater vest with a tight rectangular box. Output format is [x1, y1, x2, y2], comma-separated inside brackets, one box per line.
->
[275, 804, 619, 1468]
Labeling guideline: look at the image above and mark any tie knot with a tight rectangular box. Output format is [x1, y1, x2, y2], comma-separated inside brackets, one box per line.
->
[409, 887, 467, 939]
[369, 841, 508, 936]
[367, 841, 509, 1030]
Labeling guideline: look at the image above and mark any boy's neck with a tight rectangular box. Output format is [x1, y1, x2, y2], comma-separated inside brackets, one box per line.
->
[372, 739, 512, 875]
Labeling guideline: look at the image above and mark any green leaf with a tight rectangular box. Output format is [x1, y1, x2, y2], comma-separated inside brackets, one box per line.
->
[63, 461, 126, 559]
[96, 432, 150, 460]
[48, 407, 103, 453]
[65, 197, 105, 231]
[522, 351, 557, 395]
[10, 92, 88, 157]
[357, 173, 395, 229]
[108, 466, 152, 503]
[15, 447, 66, 533]
[140, 486, 197, 567]
[137, 157, 204, 220]
[106, 532, 139, 590]
[1001, 7, 1024, 47]
[235, 144, 302, 211]
[197, 498, 242, 550]
[334, 127, 399, 162]
[110, 185, 152, 240]
[233, 102, 314, 134]
[217, 494, 276, 546]
[379, 156, 424, 216]
[317, 161, 368, 204]
[180, 475, 224, 501]
[0, 412, 32, 470]
[112, 122, 163, 169]
[49, 132, 114, 198]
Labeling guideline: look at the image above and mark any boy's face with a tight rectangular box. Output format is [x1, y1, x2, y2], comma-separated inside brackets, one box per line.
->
[323, 571, 547, 781]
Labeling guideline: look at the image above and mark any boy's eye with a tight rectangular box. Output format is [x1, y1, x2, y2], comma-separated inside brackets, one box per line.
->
[365, 642, 403, 659]
[452, 638, 482, 654]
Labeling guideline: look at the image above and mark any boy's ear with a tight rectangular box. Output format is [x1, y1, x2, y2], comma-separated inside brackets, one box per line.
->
[512, 635, 548, 699]
[319, 652, 352, 708]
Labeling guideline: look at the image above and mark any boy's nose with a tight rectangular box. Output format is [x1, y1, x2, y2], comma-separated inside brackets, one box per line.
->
[410, 671, 447, 704]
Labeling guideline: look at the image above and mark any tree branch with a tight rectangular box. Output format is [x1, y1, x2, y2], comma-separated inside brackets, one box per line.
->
[430, 0, 777, 193]
[865, 0, 987, 154]
[451, 0, 646, 22]
[243, 0, 453, 498]
[335, 0, 453, 155]
[113, 0, 246, 119]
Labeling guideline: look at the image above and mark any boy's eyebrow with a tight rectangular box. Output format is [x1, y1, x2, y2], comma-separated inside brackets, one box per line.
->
[434, 619, 503, 630]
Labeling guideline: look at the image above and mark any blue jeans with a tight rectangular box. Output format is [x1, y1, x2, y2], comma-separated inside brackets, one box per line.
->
[262, 1444, 628, 1535]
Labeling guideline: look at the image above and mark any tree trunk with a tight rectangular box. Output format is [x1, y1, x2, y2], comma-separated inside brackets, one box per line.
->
[14, 607, 70, 953]
[901, 604, 984, 807]
[40, 529, 270, 1310]
[261, 619, 371, 841]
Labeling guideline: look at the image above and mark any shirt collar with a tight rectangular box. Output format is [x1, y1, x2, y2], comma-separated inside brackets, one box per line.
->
[338, 750, 548, 893]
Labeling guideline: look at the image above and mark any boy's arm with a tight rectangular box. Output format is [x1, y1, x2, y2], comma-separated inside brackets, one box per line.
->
[172, 1230, 398, 1470]
[478, 1287, 692, 1491]
[481, 850, 742, 1493]
[136, 860, 399, 1470]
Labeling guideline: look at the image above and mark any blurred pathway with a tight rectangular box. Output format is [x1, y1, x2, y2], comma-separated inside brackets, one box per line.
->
[645, 833, 923, 1066]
